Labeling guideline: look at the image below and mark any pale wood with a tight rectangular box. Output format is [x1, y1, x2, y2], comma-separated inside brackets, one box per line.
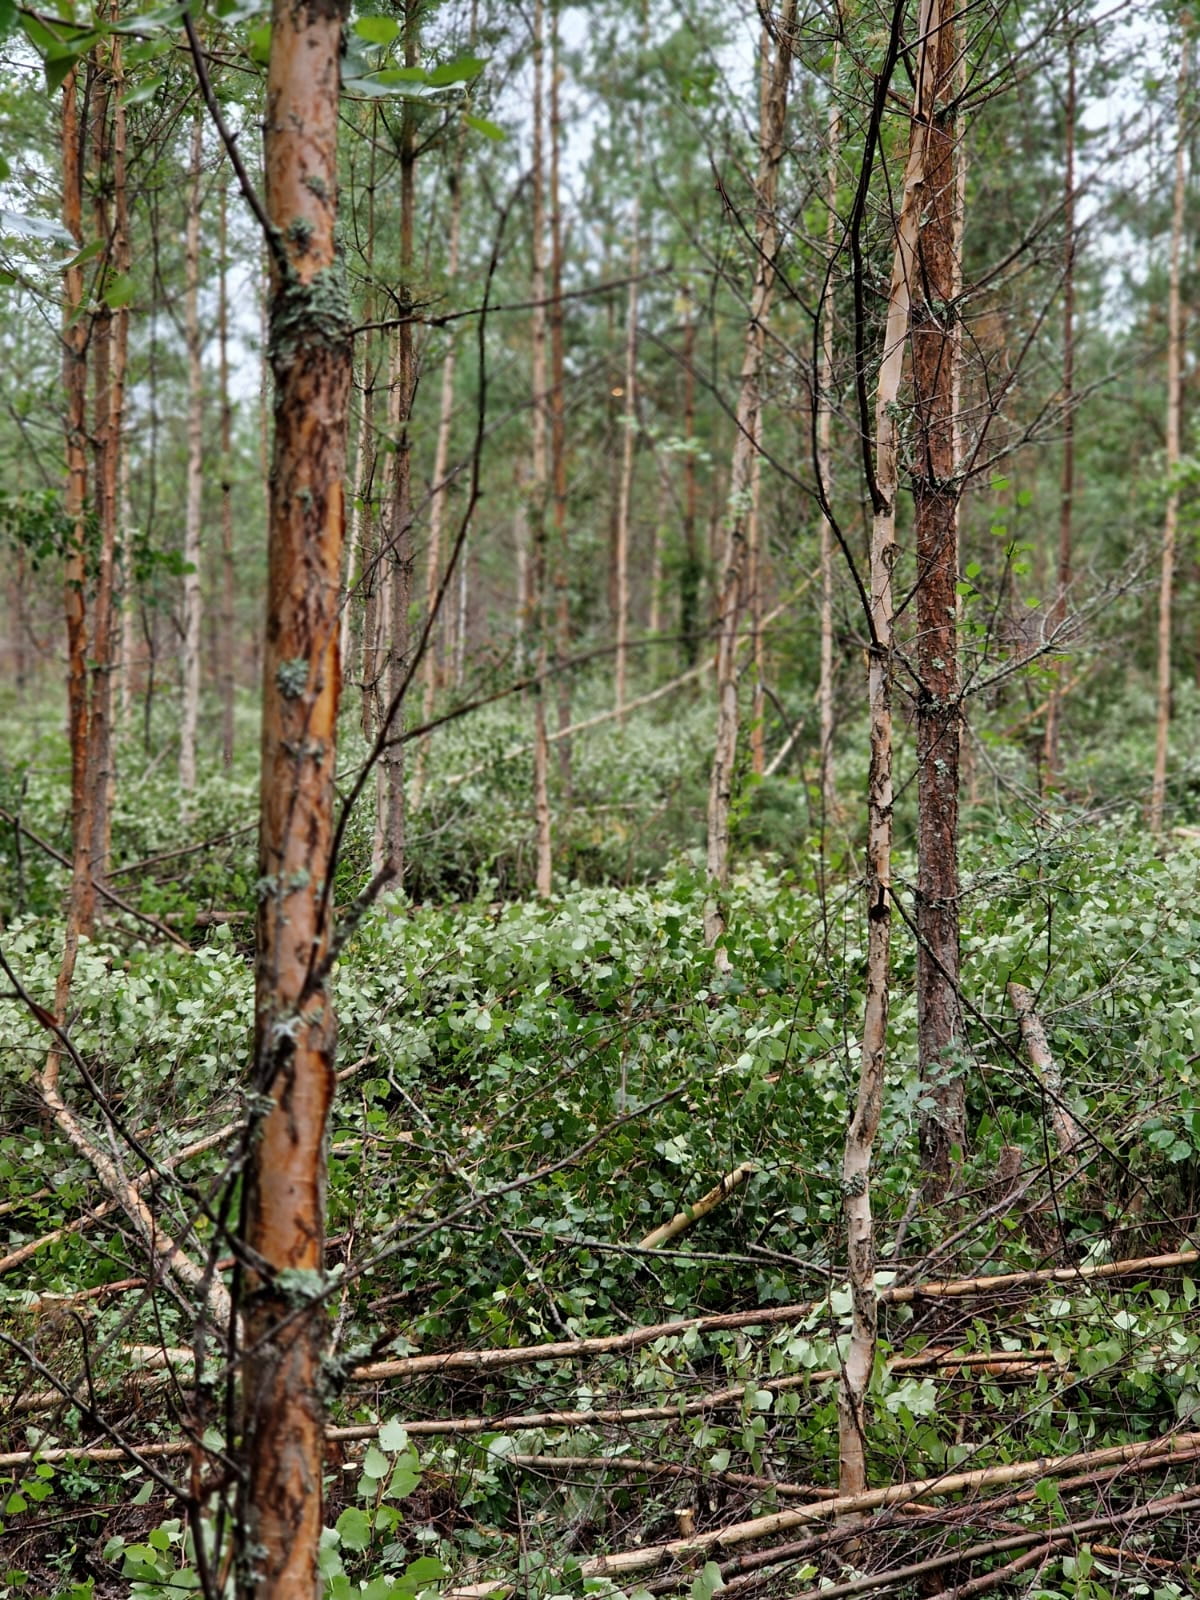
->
[1007, 982, 1084, 1154]
[639, 1163, 757, 1249]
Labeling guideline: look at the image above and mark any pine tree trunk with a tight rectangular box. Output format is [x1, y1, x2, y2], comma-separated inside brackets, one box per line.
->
[914, 2, 965, 1198]
[840, 0, 938, 1500]
[179, 112, 204, 799]
[704, 0, 796, 953]
[240, 0, 352, 1582]
[219, 179, 236, 771]
[1150, 32, 1189, 833]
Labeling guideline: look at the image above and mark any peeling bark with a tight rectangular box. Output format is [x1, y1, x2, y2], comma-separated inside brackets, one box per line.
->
[240, 0, 352, 1585]
[840, 0, 939, 1500]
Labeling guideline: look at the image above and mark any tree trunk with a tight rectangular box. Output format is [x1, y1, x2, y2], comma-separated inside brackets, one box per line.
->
[549, 7, 572, 786]
[680, 303, 701, 668]
[1043, 29, 1075, 784]
[914, 2, 964, 1198]
[1149, 31, 1189, 834]
[704, 0, 796, 953]
[380, 4, 419, 883]
[179, 112, 204, 799]
[530, 0, 553, 897]
[613, 193, 640, 717]
[219, 178, 236, 772]
[87, 23, 127, 886]
[411, 125, 465, 809]
[53, 62, 95, 1066]
[840, 0, 938, 1501]
[240, 0, 352, 1584]
[817, 46, 840, 818]
[747, 428, 765, 776]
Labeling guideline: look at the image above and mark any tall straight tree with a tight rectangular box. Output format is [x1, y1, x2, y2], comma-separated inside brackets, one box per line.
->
[179, 112, 204, 799]
[379, 0, 420, 881]
[530, 0, 553, 895]
[236, 0, 353, 1584]
[1043, 23, 1075, 783]
[1149, 27, 1189, 834]
[219, 178, 237, 772]
[817, 42, 841, 818]
[913, 0, 965, 1195]
[703, 0, 796, 952]
[840, 0, 940, 1499]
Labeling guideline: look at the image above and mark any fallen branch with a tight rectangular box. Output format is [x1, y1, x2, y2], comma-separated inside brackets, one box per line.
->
[444, 1429, 1200, 1595]
[358, 1247, 1199, 1381]
[1008, 982, 1083, 1154]
[639, 1164, 757, 1250]
[0, 806, 192, 951]
[9, 1343, 1061, 1422]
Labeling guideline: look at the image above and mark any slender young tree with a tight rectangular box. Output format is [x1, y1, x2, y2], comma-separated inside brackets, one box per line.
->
[179, 112, 205, 799]
[1149, 28, 1189, 833]
[530, 0, 553, 896]
[612, 89, 642, 719]
[379, 0, 420, 882]
[1043, 24, 1075, 783]
[219, 178, 237, 772]
[817, 42, 841, 817]
[840, 0, 940, 1499]
[913, 1, 965, 1195]
[549, 7, 573, 783]
[238, 0, 353, 1584]
[704, 0, 796, 952]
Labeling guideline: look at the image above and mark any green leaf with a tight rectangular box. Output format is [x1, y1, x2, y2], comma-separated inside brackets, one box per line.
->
[334, 1506, 372, 1552]
[353, 15, 399, 43]
[361, 1444, 390, 1481]
[247, 22, 271, 64]
[426, 54, 484, 85]
[104, 273, 135, 310]
[689, 1562, 724, 1600]
[0, 0, 17, 42]
[378, 1418, 409, 1452]
[464, 113, 505, 141]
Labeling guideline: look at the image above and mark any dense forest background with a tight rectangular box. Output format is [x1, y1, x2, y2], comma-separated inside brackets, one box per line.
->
[4, 0, 1200, 1596]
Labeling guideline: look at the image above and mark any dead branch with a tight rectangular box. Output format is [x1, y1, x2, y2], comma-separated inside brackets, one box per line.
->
[443, 1429, 1200, 1595]
[639, 1163, 757, 1249]
[358, 1247, 1199, 1381]
[1008, 982, 1084, 1154]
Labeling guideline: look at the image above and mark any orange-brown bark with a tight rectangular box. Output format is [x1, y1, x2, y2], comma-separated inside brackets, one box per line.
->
[241, 0, 352, 1588]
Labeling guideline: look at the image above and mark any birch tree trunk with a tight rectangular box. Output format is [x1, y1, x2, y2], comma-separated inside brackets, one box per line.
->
[1149, 31, 1189, 834]
[839, 0, 939, 1499]
[913, 2, 965, 1197]
[240, 0, 352, 1583]
[703, 0, 796, 953]
[179, 112, 204, 799]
